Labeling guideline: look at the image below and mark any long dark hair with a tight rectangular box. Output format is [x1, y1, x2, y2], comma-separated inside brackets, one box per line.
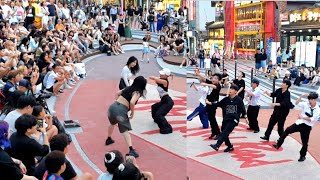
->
[126, 56, 140, 75]
[122, 76, 147, 98]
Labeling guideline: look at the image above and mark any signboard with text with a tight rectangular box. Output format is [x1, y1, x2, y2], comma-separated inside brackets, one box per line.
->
[289, 8, 320, 25]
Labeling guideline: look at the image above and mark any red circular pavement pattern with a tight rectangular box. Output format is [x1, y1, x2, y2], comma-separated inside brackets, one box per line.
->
[52, 52, 242, 179]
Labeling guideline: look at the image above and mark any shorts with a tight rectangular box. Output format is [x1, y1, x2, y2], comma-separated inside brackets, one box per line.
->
[255, 63, 261, 69]
[261, 60, 266, 68]
[108, 101, 131, 133]
[143, 47, 150, 54]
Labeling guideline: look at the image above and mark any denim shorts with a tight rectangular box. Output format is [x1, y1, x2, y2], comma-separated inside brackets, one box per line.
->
[108, 101, 131, 133]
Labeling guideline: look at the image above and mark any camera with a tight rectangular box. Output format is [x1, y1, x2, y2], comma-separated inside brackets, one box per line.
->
[37, 119, 43, 128]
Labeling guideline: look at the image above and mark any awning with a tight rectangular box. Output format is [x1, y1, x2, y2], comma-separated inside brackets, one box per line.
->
[282, 24, 320, 31]
[206, 22, 224, 30]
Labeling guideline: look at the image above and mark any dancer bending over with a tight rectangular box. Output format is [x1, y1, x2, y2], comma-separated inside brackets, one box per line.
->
[149, 68, 174, 134]
[105, 76, 147, 158]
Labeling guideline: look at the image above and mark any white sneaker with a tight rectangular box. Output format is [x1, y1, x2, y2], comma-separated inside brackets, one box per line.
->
[64, 82, 72, 89]
[180, 65, 182, 68]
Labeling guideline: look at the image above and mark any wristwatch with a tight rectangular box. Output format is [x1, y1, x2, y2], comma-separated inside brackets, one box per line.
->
[15, 160, 21, 165]
[43, 132, 48, 136]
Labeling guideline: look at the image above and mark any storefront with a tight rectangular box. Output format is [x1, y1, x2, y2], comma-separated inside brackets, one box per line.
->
[153, 0, 180, 10]
[281, 8, 320, 67]
[281, 8, 320, 49]
[224, 1, 276, 60]
[206, 22, 225, 51]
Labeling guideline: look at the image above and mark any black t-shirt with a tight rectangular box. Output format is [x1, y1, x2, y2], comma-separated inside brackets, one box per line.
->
[148, 12, 155, 22]
[34, 157, 77, 180]
[198, 49, 205, 59]
[8, 133, 50, 176]
[205, 79, 221, 102]
[222, 73, 229, 82]
[127, 8, 134, 16]
[175, 39, 184, 46]
[233, 79, 245, 99]
[0, 148, 23, 180]
[134, 9, 140, 15]
[254, 53, 262, 63]
[47, 4, 56, 16]
[217, 96, 246, 121]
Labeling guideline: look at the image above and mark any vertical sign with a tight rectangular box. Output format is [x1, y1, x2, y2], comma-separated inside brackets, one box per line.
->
[295, 42, 301, 66]
[189, 0, 195, 21]
[305, 41, 317, 67]
[270, 42, 279, 65]
[300, 42, 306, 65]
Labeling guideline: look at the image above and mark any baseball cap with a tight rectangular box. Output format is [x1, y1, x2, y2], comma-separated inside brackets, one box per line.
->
[18, 79, 29, 88]
[252, 78, 260, 85]
[159, 68, 171, 76]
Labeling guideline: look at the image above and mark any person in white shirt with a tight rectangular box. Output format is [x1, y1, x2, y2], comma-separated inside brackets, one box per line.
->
[119, 56, 140, 90]
[187, 81, 209, 129]
[244, 79, 263, 133]
[204, 54, 211, 76]
[45, 64, 65, 95]
[273, 92, 320, 162]
[61, 3, 70, 20]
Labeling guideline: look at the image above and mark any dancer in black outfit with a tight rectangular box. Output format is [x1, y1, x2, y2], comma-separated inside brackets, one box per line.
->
[208, 84, 247, 152]
[273, 92, 320, 162]
[149, 68, 174, 134]
[195, 70, 222, 139]
[260, 80, 294, 141]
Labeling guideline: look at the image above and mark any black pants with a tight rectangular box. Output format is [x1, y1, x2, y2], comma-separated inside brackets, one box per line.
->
[111, 14, 117, 23]
[265, 110, 289, 138]
[247, 105, 260, 131]
[25, 16, 34, 28]
[151, 95, 174, 134]
[216, 119, 238, 148]
[294, 75, 306, 86]
[277, 123, 311, 157]
[206, 104, 220, 135]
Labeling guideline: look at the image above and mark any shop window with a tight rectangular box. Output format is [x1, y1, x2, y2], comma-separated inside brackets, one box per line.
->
[236, 4, 262, 20]
[236, 34, 263, 50]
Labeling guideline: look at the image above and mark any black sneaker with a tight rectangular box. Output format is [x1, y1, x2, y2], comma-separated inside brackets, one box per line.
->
[105, 138, 115, 145]
[214, 134, 220, 140]
[272, 143, 280, 149]
[210, 144, 219, 151]
[128, 149, 139, 158]
[298, 156, 306, 162]
[260, 136, 269, 141]
[224, 146, 234, 153]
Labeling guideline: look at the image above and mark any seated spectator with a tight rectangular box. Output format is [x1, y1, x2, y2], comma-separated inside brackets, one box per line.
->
[32, 105, 58, 141]
[294, 65, 309, 86]
[0, 121, 37, 180]
[98, 150, 124, 180]
[3, 70, 23, 98]
[0, 90, 24, 120]
[9, 114, 50, 175]
[172, 33, 184, 56]
[112, 162, 154, 180]
[42, 150, 66, 180]
[35, 134, 93, 180]
[44, 64, 65, 95]
[283, 70, 291, 81]
[4, 95, 36, 133]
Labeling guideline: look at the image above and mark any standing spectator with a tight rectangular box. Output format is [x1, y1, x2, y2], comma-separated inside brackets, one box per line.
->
[9, 114, 50, 175]
[117, 14, 125, 40]
[25, 1, 35, 28]
[132, 6, 140, 30]
[230, 72, 245, 100]
[40, 1, 49, 27]
[156, 10, 164, 34]
[47, 0, 56, 25]
[260, 48, 267, 74]
[124, 15, 132, 41]
[147, 6, 155, 32]
[254, 48, 262, 76]
[14, 1, 25, 23]
[110, 5, 118, 24]
[197, 45, 205, 69]
[126, 5, 134, 26]
[61, 3, 70, 21]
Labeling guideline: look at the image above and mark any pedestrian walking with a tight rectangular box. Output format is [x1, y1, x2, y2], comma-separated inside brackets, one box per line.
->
[260, 80, 294, 141]
[149, 68, 174, 134]
[105, 76, 147, 158]
[244, 79, 263, 133]
[209, 84, 247, 152]
[273, 92, 320, 162]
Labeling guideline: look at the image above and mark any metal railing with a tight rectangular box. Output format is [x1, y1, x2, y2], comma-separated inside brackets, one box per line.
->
[222, 59, 277, 103]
